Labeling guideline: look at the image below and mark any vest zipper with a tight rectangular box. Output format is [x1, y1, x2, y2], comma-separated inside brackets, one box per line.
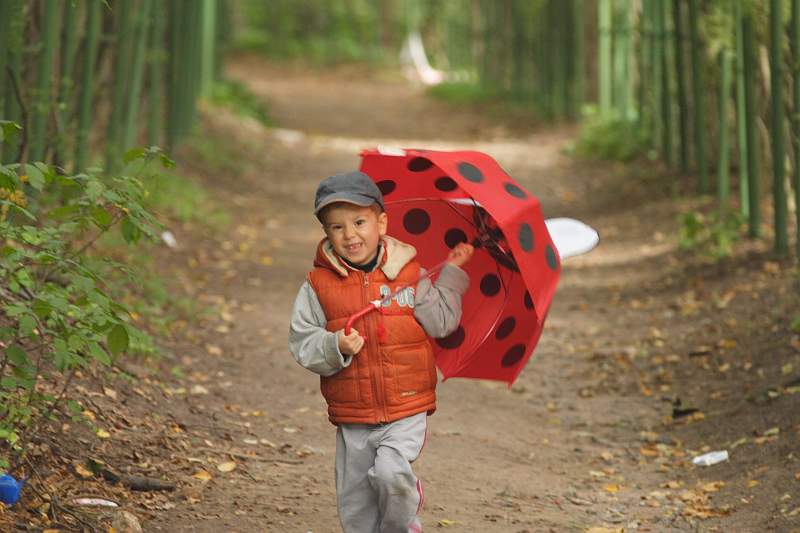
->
[363, 271, 388, 422]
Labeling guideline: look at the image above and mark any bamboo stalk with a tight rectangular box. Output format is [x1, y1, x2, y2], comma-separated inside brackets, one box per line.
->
[599, 0, 613, 114]
[2, 0, 25, 164]
[147, 1, 166, 147]
[688, 0, 707, 192]
[743, 11, 761, 238]
[735, 0, 750, 216]
[74, 0, 101, 171]
[718, 50, 733, 209]
[793, 0, 800, 258]
[30, 0, 62, 163]
[672, 0, 689, 173]
[55, 1, 80, 167]
[770, 0, 789, 255]
[614, 0, 631, 118]
[201, 0, 217, 97]
[106, 0, 134, 173]
[123, 0, 153, 150]
[573, 0, 585, 116]
[658, 0, 673, 167]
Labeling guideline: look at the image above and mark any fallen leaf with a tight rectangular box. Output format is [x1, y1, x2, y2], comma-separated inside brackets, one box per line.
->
[192, 470, 212, 482]
[747, 480, 759, 488]
[74, 463, 93, 478]
[437, 518, 457, 526]
[586, 527, 624, 533]
[701, 481, 725, 493]
[216, 461, 237, 472]
[205, 344, 222, 356]
[96, 428, 111, 439]
[603, 484, 621, 494]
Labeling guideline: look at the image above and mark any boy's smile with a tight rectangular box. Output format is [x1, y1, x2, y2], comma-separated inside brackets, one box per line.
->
[322, 203, 388, 266]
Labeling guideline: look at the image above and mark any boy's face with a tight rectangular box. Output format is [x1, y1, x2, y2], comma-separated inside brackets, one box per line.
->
[322, 203, 388, 266]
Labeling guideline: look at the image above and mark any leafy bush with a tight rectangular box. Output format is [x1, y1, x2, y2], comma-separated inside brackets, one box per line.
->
[0, 145, 172, 466]
[574, 110, 651, 162]
[679, 209, 745, 259]
[209, 79, 272, 127]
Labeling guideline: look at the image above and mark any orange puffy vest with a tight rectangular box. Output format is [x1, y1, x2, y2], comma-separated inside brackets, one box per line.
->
[308, 238, 437, 425]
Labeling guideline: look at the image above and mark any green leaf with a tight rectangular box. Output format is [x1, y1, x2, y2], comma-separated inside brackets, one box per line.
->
[1, 376, 17, 389]
[18, 315, 37, 337]
[5, 345, 28, 366]
[89, 341, 111, 366]
[0, 120, 22, 144]
[121, 216, 142, 243]
[32, 299, 53, 319]
[107, 324, 129, 356]
[123, 147, 146, 164]
[24, 163, 45, 191]
[91, 206, 113, 228]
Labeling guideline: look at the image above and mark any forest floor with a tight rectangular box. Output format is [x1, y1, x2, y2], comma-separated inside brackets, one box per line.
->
[3, 55, 800, 533]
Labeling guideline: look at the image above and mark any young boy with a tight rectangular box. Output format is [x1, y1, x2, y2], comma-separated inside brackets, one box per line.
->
[289, 170, 473, 533]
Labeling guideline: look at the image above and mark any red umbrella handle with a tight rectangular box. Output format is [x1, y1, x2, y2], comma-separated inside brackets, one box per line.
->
[344, 304, 378, 337]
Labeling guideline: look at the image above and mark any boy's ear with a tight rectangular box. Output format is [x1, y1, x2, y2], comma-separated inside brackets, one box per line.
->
[378, 211, 388, 235]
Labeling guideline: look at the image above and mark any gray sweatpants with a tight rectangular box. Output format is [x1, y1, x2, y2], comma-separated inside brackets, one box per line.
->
[335, 412, 428, 533]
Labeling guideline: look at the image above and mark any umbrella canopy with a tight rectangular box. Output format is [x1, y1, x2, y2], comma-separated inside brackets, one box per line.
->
[360, 148, 561, 385]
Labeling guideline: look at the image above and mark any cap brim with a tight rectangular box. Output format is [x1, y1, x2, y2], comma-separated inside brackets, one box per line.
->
[314, 193, 378, 215]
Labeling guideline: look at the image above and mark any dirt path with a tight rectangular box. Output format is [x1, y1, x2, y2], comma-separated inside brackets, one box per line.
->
[133, 57, 798, 533]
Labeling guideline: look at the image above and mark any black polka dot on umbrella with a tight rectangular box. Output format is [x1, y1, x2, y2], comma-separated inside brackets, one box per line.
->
[503, 182, 527, 199]
[518, 223, 534, 252]
[457, 162, 484, 183]
[495, 317, 516, 340]
[403, 209, 431, 234]
[546, 244, 559, 270]
[480, 273, 501, 297]
[435, 176, 458, 191]
[407, 157, 433, 172]
[524, 291, 534, 310]
[436, 326, 465, 349]
[501, 344, 526, 368]
[444, 228, 468, 248]
[376, 180, 396, 196]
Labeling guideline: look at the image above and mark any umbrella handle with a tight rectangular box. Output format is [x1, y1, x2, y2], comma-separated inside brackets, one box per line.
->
[344, 303, 379, 337]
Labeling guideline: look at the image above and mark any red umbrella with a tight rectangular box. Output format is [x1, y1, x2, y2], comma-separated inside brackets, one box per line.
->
[356, 148, 561, 385]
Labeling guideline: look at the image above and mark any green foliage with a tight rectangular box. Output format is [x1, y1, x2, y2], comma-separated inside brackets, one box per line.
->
[791, 315, 800, 333]
[427, 82, 499, 106]
[574, 109, 651, 162]
[0, 140, 170, 455]
[679, 209, 746, 259]
[209, 79, 271, 126]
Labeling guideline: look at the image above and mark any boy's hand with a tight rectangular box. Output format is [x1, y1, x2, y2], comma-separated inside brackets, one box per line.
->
[446, 242, 474, 268]
[338, 329, 365, 356]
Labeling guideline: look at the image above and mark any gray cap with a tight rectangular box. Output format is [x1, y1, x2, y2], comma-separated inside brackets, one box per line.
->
[314, 171, 385, 219]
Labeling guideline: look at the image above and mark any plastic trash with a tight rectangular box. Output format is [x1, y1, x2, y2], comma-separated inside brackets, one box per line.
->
[73, 497, 119, 507]
[692, 450, 729, 466]
[0, 473, 26, 505]
[161, 230, 177, 249]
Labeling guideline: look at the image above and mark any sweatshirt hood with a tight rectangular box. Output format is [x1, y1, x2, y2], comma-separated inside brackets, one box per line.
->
[313, 235, 417, 280]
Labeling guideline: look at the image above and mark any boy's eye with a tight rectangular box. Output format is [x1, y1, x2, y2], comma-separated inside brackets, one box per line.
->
[356, 219, 366, 226]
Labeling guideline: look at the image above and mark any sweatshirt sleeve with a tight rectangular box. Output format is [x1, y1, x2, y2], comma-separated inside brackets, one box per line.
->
[413, 263, 470, 339]
[288, 281, 353, 377]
